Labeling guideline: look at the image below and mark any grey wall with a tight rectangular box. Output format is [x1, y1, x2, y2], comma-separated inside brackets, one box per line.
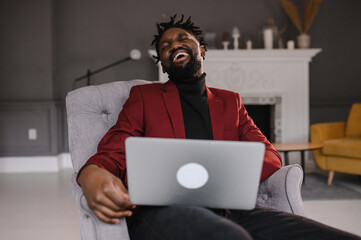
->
[0, 0, 360, 155]
[0, 0, 53, 101]
[307, 1, 361, 123]
[0, 101, 62, 156]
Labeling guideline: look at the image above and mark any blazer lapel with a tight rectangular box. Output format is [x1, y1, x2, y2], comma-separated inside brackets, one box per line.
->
[161, 81, 186, 139]
[207, 87, 224, 140]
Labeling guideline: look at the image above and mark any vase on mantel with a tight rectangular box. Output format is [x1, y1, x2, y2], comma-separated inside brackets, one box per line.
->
[297, 33, 311, 49]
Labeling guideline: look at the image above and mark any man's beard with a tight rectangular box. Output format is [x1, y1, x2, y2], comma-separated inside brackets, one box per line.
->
[167, 49, 202, 82]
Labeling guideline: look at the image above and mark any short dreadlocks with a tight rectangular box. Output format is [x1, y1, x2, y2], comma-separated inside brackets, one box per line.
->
[151, 14, 208, 63]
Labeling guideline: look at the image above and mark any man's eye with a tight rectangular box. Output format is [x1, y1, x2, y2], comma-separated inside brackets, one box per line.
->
[161, 44, 169, 50]
[179, 37, 188, 41]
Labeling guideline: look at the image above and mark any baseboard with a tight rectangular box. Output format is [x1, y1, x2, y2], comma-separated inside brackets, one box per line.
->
[58, 153, 73, 169]
[0, 153, 73, 173]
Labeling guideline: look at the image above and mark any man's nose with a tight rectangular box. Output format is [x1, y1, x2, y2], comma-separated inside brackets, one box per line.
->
[169, 41, 183, 52]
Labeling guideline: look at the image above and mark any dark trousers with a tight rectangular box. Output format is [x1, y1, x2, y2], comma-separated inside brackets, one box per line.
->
[128, 205, 360, 240]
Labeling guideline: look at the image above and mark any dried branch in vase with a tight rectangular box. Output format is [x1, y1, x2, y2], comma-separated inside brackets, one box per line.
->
[280, 0, 323, 33]
[304, 0, 323, 33]
[279, 0, 302, 32]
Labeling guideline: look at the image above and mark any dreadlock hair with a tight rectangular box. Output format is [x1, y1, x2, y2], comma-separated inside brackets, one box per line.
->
[151, 14, 208, 63]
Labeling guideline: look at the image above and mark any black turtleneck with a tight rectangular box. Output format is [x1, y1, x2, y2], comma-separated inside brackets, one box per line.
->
[172, 73, 213, 140]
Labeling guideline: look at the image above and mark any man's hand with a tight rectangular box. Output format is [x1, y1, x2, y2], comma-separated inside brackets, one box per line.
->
[77, 164, 135, 224]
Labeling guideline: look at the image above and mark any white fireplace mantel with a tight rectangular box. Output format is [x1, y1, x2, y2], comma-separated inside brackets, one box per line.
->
[149, 49, 322, 143]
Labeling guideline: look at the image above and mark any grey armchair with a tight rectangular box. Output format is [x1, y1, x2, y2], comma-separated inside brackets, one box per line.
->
[66, 80, 307, 240]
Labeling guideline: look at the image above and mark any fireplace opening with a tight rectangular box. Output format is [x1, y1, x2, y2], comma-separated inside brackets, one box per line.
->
[244, 105, 275, 142]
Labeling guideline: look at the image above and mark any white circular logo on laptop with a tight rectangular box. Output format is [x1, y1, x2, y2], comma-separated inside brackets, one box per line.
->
[176, 163, 209, 189]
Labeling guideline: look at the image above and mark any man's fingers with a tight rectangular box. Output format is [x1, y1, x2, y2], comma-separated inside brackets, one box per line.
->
[93, 209, 119, 224]
[113, 177, 129, 192]
[93, 191, 123, 212]
[94, 204, 133, 220]
[108, 191, 134, 210]
[93, 209, 132, 224]
[104, 182, 135, 210]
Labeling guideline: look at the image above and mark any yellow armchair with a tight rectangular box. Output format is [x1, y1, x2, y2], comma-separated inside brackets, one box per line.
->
[310, 103, 361, 185]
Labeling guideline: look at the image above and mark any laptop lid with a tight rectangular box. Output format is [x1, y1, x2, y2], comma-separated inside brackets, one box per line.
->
[125, 137, 265, 210]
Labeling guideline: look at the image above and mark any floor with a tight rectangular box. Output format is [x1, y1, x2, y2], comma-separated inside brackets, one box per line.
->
[0, 169, 360, 240]
[0, 169, 80, 240]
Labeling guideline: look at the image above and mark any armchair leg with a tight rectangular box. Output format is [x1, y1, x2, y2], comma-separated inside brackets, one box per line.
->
[328, 171, 334, 185]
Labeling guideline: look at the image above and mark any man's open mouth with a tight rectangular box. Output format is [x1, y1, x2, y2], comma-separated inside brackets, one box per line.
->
[171, 50, 190, 64]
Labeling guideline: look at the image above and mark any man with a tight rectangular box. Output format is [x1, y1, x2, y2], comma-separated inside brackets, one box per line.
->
[78, 15, 360, 240]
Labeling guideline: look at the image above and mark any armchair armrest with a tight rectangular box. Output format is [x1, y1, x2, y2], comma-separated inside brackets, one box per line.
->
[70, 173, 130, 240]
[310, 122, 346, 170]
[257, 164, 306, 217]
[310, 122, 346, 144]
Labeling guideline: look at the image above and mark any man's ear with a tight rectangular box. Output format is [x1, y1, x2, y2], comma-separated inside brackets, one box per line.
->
[200, 46, 206, 59]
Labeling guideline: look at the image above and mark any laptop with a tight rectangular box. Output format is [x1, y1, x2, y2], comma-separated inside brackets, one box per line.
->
[125, 137, 265, 210]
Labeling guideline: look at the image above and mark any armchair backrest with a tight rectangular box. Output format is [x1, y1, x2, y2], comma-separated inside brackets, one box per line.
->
[66, 80, 153, 172]
[345, 103, 361, 137]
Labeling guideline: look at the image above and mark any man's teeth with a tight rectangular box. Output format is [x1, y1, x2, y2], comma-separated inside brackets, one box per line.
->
[173, 52, 189, 61]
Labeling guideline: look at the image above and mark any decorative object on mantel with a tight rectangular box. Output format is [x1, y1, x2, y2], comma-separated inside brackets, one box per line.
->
[263, 27, 273, 49]
[267, 18, 286, 49]
[287, 40, 295, 49]
[277, 24, 287, 49]
[232, 27, 240, 50]
[280, 0, 323, 49]
[246, 40, 252, 50]
[222, 32, 230, 50]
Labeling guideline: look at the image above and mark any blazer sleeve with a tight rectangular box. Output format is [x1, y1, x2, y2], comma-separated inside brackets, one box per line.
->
[236, 93, 282, 182]
[77, 86, 145, 187]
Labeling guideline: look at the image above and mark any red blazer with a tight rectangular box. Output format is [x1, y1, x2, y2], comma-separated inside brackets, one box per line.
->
[84, 81, 282, 186]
